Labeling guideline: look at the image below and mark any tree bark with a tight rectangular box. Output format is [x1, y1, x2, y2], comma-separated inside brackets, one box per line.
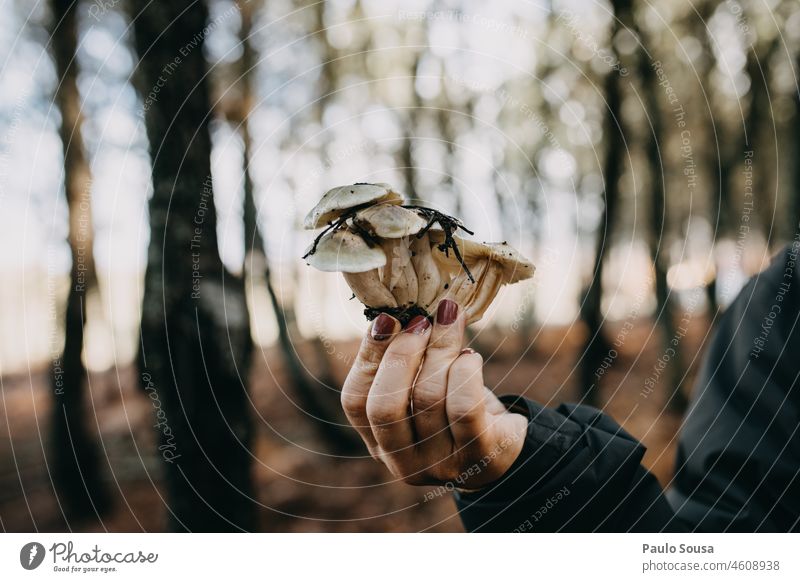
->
[578, 0, 627, 406]
[696, 0, 727, 317]
[740, 35, 780, 240]
[130, 0, 256, 531]
[635, 16, 689, 413]
[236, 0, 361, 453]
[49, 0, 110, 521]
[401, 54, 422, 204]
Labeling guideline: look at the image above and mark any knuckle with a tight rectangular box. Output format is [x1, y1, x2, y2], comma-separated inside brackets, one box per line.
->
[340, 391, 365, 416]
[369, 446, 389, 465]
[376, 455, 418, 482]
[397, 459, 434, 485]
[365, 400, 401, 428]
[449, 352, 481, 377]
[354, 343, 383, 371]
[428, 332, 461, 353]
[418, 358, 451, 380]
[412, 385, 445, 414]
[447, 398, 481, 424]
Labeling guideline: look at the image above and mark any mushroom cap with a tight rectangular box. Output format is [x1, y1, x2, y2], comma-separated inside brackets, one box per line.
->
[353, 204, 427, 238]
[429, 232, 534, 283]
[429, 232, 493, 277]
[304, 228, 387, 273]
[303, 183, 404, 229]
[485, 242, 536, 283]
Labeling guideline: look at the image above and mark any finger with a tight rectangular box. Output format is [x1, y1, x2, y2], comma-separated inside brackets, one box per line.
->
[341, 313, 400, 451]
[367, 315, 431, 464]
[446, 348, 489, 451]
[448, 349, 527, 487]
[412, 299, 465, 448]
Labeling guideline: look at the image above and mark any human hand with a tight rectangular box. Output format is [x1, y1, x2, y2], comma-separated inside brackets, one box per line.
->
[341, 299, 528, 489]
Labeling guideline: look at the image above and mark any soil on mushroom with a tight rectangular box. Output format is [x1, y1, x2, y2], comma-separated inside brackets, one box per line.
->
[0, 317, 700, 532]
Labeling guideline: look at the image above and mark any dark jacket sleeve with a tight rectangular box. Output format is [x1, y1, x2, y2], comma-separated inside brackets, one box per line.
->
[456, 244, 800, 533]
[454, 397, 680, 532]
[666, 244, 800, 532]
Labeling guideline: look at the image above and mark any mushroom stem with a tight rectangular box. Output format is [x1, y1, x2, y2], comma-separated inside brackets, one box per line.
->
[344, 269, 397, 308]
[381, 238, 418, 307]
[410, 233, 440, 310]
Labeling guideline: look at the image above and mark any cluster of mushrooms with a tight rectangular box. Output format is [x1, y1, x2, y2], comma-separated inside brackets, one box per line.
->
[302, 183, 534, 325]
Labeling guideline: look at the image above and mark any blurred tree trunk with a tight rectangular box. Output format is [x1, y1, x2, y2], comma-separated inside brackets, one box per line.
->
[515, 41, 559, 350]
[302, 0, 340, 385]
[433, 19, 463, 218]
[436, 105, 463, 219]
[696, 0, 729, 317]
[740, 35, 780, 242]
[130, 0, 256, 531]
[401, 54, 422, 204]
[236, 0, 361, 453]
[49, 0, 110, 520]
[578, 0, 626, 406]
[635, 16, 689, 413]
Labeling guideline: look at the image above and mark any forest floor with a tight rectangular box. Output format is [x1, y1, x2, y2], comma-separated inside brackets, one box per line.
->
[0, 316, 707, 532]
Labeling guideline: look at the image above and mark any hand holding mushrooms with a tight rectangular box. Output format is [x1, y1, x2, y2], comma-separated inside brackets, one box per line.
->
[303, 183, 534, 488]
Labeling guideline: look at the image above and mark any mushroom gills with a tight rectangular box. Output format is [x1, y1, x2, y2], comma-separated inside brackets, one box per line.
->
[465, 263, 503, 323]
[431, 259, 488, 307]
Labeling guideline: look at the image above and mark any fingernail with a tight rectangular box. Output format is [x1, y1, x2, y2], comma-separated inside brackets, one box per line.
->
[461, 348, 477, 355]
[403, 315, 431, 335]
[436, 299, 458, 325]
[371, 313, 398, 341]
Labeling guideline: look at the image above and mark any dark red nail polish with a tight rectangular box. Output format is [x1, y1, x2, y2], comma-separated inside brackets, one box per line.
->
[437, 299, 458, 325]
[404, 315, 431, 335]
[372, 313, 398, 341]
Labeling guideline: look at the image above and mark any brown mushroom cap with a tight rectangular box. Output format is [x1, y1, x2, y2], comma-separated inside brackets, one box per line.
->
[353, 204, 427, 238]
[485, 242, 536, 283]
[428, 231, 493, 277]
[429, 232, 534, 283]
[303, 183, 404, 229]
[303, 228, 386, 273]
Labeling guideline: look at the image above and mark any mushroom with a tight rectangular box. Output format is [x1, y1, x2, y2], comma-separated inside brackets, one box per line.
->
[353, 204, 427, 308]
[352, 203, 427, 238]
[303, 182, 403, 230]
[464, 242, 535, 322]
[430, 233, 535, 323]
[301, 183, 535, 325]
[304, 228, 397, 308]
[410, 232, 441, 311]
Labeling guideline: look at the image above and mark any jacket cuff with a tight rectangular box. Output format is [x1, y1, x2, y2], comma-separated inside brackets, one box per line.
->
[454, 395, 583, 505]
